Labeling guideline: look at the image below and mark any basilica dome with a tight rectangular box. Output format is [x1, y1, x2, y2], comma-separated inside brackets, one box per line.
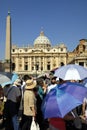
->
[34, 31, 51, 48]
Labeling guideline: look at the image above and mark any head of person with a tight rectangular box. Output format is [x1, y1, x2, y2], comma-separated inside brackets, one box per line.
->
[25, 78, 36, 90]
[36, 78, 44, 86]
[22, 74, 31, 82]
[13, 78, 22, 87]
[58, 78, 65, 84]
[51, 76, 57, 84]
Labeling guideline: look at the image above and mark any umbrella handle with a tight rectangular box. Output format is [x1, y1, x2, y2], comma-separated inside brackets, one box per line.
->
[71, 111, 76, 118]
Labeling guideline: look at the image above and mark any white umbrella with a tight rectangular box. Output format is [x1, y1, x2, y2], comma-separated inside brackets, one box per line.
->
[0, 74, 11, 84]
[54, 64, 87, 80]
[0, 72, 19, 86]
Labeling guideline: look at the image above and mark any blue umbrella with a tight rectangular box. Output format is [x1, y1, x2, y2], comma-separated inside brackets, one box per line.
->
[42, 82, 87, 119]
[83, 77, 87, 88]
[58, 82, 87, 102]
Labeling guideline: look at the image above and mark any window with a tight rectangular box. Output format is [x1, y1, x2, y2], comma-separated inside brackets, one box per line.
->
[12, 49, 15, 52]
[79, 62, 84, 66]
[61, 48, 63, 51]
[47, 64, 50, 70]
[61, 62, 64, 66]
[20, 50, 22, 52]
[19, 64, 22, 67]
[41, 66, 43, 71]
[24, 64, 28, 70]
[36, 64, 39, 70]
[32, 66, 34, 70]
[24, 62, 28, 70]
[12, 63, 15, 70]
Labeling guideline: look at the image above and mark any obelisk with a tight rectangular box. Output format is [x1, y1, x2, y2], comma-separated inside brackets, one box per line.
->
[5, 11, 12, 72]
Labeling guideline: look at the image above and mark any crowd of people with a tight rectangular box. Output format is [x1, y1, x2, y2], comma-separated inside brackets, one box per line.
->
[0, 73, 87, 130]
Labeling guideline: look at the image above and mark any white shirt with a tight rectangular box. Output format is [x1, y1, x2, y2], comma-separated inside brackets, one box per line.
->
[47, 84, 57, 93]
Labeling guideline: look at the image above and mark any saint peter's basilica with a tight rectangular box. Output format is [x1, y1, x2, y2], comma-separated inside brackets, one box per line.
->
[2, 12, 87, 75]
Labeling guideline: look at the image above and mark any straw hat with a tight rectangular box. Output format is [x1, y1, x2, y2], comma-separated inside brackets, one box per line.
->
[25, 79, 36, 89]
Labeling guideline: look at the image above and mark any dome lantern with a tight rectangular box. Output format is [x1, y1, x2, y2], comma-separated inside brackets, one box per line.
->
[40, 31, 44, 36]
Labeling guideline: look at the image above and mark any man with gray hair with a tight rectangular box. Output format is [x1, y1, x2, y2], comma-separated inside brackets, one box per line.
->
[5, 78, 22, 130]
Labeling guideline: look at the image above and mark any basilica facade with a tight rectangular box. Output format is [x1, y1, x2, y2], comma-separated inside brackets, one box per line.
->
[11, 31, 87, 75]
[11, 31, 67, 75]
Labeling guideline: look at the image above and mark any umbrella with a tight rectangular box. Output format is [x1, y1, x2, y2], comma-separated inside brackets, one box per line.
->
[82, 77, 87, 88]
[41, 81, 87, 119]
[0, 72, 19, 87]
[54, 64, 87, 80]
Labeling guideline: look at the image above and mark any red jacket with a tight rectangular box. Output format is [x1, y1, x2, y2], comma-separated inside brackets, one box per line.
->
[49, 117, 66, 130]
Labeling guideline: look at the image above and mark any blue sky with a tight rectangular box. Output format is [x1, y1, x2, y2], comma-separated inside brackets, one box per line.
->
[0, 0, 87, 60]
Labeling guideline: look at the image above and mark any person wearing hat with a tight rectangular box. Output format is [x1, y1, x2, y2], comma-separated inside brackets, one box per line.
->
[21, 78, 37, 130]
[4, 78, 22, 130]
